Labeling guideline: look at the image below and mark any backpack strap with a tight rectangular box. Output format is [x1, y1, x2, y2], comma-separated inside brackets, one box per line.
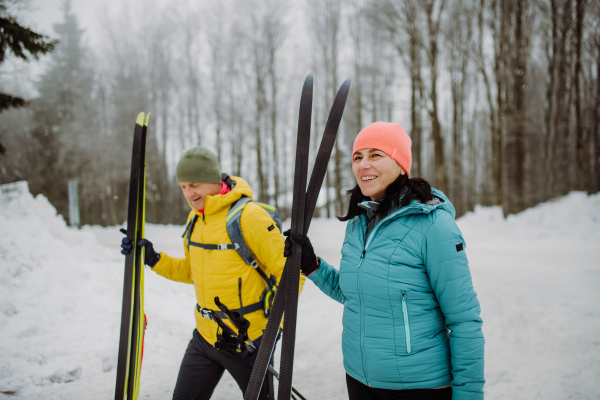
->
[226, 197, 274, 286]
[183, 215, 198, 251]
[181, 198, 276, 289]
[183, 214, 238, 252]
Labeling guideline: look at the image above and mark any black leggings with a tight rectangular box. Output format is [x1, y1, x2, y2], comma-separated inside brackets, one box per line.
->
[172, 329, 273, 400]
[346, 374, 452, 400]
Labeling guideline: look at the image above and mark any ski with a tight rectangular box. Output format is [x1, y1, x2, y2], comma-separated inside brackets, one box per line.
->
[244, 77, 350, 400]
[115, 112, 150, 400]
[277, 70, 313, 399]
[267, 365, 307, 400]
[303, 78, 351, 231]
[244, 73, 313, 400]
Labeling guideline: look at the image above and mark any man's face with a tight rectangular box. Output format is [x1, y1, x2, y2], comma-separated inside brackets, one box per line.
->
[178, 181, 222, 210]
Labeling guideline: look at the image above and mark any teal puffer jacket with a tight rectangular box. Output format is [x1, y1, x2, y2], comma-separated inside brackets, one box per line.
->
[308, 189, 484, 399]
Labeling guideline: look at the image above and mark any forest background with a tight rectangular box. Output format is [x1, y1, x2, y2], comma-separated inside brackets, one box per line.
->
[1, 0, 599, 226]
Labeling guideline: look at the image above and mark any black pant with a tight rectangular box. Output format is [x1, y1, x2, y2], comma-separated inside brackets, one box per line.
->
[346, 374, 452, 400]
[173, 329, 273, 400]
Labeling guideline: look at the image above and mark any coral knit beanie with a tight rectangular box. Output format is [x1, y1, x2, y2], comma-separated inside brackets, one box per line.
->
[352, 122, 412, 177]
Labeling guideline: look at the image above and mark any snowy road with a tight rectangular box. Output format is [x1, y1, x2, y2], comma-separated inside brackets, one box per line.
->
[1, 185, 599, 399]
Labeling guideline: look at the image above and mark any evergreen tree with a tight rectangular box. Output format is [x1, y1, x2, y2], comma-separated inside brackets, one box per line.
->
[0, 0, 57, 154]
[28, 0, 94, 218]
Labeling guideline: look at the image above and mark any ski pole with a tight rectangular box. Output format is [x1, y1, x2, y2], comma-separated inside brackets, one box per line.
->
[266, 365, 307, 400]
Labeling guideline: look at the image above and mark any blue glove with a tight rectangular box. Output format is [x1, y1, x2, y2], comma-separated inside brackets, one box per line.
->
[121, 237, 133, 255]
[120, 231, 161, 267]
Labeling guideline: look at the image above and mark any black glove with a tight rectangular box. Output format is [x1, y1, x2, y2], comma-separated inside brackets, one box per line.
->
[241, 333, 280, 367]
[241, 335, 262, 366]
[283, 229, 319, 276]
[120, 231, 161, 268]
[138, 239, 161, 267]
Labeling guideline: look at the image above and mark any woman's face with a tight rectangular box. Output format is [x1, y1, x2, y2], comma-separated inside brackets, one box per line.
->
[352, 148, 405, 200]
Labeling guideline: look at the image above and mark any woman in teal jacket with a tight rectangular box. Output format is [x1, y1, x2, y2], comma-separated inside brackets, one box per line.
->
[285, 122, 484, 400]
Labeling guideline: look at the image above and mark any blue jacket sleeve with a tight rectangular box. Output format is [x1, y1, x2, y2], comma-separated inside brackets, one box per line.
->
[422, 211, 485, 400]
[306, 257, 347, 305]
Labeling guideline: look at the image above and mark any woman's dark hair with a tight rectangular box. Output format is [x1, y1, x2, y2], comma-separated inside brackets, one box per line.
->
[337, 174, 434, 221]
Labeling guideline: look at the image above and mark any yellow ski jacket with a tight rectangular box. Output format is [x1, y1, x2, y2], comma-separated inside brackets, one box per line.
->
[152, 176, 304, 345]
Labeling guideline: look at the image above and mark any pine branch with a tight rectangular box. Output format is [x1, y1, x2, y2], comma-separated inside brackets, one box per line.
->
[0, 15, 58, 64]
[0, 91, 27, 112]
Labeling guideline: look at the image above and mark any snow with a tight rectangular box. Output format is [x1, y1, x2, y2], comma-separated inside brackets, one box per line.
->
[1, 182, 599, 399]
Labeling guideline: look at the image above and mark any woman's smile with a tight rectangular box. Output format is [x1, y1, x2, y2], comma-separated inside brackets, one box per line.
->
[353, 149, 404, 200]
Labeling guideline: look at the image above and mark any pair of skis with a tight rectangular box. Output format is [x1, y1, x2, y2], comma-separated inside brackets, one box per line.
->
[115, 112, 151, 400]
[245, 74, 351, 400]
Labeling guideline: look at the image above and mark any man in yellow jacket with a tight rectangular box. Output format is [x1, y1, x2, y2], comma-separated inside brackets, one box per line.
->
[121, 146, 304, 400]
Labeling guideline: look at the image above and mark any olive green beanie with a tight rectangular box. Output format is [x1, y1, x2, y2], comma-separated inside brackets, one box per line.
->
[176, 146, 222, 183]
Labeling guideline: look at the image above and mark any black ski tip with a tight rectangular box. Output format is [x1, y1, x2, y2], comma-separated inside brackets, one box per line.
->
[304, 72, 313, 85]
[337, 78, 351, 101]
[340, 78, 351, 92]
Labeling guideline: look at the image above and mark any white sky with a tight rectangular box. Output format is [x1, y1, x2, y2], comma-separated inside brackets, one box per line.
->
[26, 0, 120, 47]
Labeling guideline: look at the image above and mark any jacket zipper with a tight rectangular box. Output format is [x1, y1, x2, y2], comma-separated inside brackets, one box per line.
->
[363, 206, 419, 251]
[238, 278, 243, 308]
[357, 250, 369, 385]
[357, 206, 419, 385]
[402, 292, 412, 353]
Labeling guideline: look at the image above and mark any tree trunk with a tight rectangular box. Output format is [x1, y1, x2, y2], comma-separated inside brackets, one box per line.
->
[425, 0, 447, 193]
[503, 0, 527, 215]
[574, 0, 586, 191]
[409, 34, 423, 178]
[268, 50, 279, 208]
[553, 0, 573, 196]
[545, 0, 559, 199]
[479, 0, 499, 205]
[255, 74, 267, 203]
[491, 0, 508, 208]
[595, 41, 600, 192]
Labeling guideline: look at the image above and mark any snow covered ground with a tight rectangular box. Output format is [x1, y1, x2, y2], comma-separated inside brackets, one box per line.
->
[1, 181, 599, 399]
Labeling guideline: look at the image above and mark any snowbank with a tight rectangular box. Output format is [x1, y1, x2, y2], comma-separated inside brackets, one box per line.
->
[1, 183, 599, 399]
[458, 191, 600, 241]
[0, 182, 193, 398]
[0, 181, 121, 396]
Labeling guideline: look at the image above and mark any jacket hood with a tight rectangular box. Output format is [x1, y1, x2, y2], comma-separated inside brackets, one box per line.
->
[357, 187, 456, 226]
[188, 176, 253, 216]
[409, 188, 456, 219]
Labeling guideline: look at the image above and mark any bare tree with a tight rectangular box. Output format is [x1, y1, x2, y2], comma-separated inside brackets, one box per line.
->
[477, 0, 501, 205]
[308, 0, 343, 216]
[204, 4, 229, 160]
[369, 0, 425, 177]
[552, 0, 574, 196]
[264, 2, 287, 208]
[591, 3, 600, 192]
[574, 0, 587, 190]
[490, 0, 512, 208]
[422, 0, 447, 193]
[179, 6, 203, 149]
[445, 0, 474, 216]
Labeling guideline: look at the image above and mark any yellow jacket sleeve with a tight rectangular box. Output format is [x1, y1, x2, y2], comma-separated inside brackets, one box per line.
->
[152, 243, 193, 284]
[240, 202, 305, 294]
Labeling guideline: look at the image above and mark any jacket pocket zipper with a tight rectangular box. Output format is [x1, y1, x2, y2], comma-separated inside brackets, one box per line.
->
[402, 292, 412, 354]
[238, 278, 243, 308]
